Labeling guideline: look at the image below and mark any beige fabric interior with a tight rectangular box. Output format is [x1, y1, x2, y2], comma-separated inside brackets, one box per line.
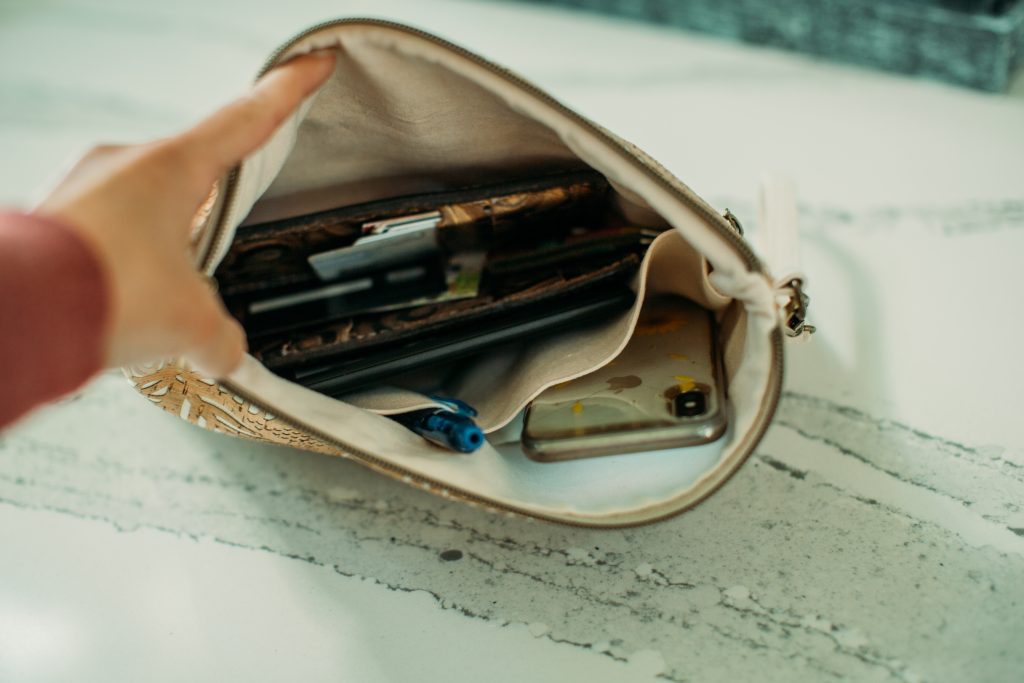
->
[211, 23, 780, 525]
[445, 230, 731, 432]
[241, 39, 583, 225]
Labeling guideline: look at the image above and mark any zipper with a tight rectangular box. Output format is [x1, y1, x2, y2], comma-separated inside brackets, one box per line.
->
[200, 19, 786, 527]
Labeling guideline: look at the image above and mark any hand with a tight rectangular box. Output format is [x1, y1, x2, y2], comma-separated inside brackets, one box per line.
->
[35, 51, 336, 377]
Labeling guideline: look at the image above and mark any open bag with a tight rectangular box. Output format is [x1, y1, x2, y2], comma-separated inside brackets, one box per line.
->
[127, 19, 812, 527]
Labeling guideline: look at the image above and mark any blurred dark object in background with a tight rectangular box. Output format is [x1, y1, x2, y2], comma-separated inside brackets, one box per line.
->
[517, 0, 1024, 91]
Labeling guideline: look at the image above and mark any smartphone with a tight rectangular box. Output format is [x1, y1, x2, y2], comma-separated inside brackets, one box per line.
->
[521, 295, 726, 461]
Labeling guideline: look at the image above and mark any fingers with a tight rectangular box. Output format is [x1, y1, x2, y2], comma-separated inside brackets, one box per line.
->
[180, 51, 336, 174]
[184, 278, 248, 378]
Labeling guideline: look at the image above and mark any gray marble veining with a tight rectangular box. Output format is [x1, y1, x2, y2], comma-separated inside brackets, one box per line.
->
[2, 0, 1023, 680]
[2, 374, 1021, 682]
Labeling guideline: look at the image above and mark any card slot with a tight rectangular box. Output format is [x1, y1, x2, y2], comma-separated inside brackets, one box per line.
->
[252, 254, 641, 371]
[216, 169, 609, 297]
[292, 284, 637, 396]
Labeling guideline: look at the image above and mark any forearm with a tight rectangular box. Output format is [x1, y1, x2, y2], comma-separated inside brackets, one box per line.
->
[0, 211, 110, 428]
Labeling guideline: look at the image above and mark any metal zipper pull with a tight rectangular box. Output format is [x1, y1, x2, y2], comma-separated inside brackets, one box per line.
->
[722, 208, 744, 235]
[777, 278, 815, 339]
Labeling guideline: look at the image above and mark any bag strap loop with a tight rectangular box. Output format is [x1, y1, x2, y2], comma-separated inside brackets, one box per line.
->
[756, 175, 815, 341]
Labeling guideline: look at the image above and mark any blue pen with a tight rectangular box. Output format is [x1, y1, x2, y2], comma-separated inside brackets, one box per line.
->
[391, 407, 484, 453]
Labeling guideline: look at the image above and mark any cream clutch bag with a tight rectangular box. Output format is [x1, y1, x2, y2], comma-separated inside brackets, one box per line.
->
[127, 19, 812, 528]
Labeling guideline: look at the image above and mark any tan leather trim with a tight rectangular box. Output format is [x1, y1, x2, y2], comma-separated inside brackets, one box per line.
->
[124, 361, 344, 457]
[123, 361, 527, 521]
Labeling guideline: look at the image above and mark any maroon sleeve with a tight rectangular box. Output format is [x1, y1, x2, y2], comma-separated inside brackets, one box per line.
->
[0, 211, 110, 428]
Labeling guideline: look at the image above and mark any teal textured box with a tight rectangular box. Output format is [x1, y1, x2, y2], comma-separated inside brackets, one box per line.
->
[518, 0, 1024, 90]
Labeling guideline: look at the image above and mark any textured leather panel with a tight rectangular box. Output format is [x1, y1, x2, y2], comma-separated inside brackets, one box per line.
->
[123, 361, 532, 521]
[125, 362, 345, 457]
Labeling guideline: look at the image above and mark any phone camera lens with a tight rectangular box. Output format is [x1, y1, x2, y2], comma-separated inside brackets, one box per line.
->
[674, 390, 707, 418]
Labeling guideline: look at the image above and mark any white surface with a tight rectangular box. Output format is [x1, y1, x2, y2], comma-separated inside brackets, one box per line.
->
[0, 505, 660, 682]
[1, 1, 1023, 681]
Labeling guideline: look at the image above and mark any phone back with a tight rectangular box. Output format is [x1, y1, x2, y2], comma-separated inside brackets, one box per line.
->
[522, 295, 725, 461]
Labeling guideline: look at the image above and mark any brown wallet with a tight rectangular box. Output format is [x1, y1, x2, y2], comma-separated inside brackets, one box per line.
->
[215, 170, 661, 374]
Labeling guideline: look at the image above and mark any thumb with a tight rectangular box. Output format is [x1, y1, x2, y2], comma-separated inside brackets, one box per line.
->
[184, 277, 248, 379]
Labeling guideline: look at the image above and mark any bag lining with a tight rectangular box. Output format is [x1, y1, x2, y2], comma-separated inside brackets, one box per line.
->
[212, 24, 778, 524]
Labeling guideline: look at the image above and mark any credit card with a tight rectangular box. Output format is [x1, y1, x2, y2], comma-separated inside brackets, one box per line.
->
[246, 260, 447, 340]
[307, 211, 442, 281]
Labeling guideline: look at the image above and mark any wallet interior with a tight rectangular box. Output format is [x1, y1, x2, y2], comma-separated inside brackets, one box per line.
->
[216, 170, 652, 376]
[202, 23, 781, 525]
[213, 167, 736, 433]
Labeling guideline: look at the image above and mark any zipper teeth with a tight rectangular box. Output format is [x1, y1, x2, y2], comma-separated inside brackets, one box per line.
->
[199, 166, 239, 273]
[201, 18, 786, 527]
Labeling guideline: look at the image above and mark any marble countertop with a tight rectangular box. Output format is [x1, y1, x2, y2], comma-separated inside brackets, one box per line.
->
[1, 1, 1022, 681]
